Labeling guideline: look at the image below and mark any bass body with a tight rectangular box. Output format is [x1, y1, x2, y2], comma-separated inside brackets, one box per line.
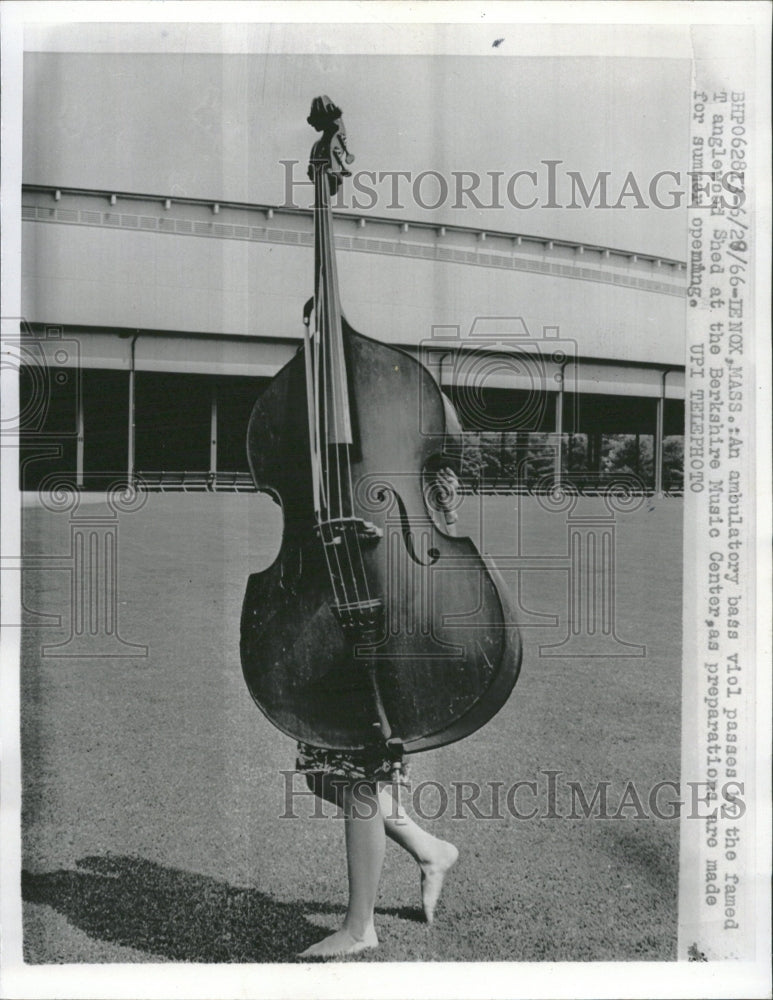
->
[241, 319, 522, 752]
[241, 95, 522, 760]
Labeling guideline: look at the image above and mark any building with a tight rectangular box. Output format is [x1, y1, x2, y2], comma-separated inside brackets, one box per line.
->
[18, 52, 687, 495]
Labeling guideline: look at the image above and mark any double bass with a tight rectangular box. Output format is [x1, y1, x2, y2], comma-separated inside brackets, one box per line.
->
[241, 96, 522, 766]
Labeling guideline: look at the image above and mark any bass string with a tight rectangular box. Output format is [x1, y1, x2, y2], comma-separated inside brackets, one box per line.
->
[312, 291, 347, 612]
[325, 184, 374, 613]
[302, 309, 321, 516]
[311, 169, 349, 613]
[316, 165, 365, 621]
[318, 165, 374, 616]
[308, 276, 345, 611]
[319, 168, 365, 619]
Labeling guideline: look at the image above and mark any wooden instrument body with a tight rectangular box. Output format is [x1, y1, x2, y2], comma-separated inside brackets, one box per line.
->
[240, 320, 522, 752]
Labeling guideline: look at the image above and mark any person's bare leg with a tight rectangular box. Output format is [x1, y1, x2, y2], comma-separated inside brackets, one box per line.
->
[379, 786, 458, 923]
[299, 782, 383, 958]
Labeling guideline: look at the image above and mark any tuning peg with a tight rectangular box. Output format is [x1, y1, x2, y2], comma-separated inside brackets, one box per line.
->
[338, 135, 355, 165]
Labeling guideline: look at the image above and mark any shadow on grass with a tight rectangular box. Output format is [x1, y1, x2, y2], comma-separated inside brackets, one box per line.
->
[22, 854, 423, 963]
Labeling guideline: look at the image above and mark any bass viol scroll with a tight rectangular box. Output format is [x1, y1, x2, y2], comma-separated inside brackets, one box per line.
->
[241, 96, 522, 762]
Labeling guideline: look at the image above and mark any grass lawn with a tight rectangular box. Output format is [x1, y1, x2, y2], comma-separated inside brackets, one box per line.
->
[20, 490, 683, 962]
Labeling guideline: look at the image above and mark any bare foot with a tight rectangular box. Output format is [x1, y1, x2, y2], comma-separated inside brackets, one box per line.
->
[298, 925, 378, 959]
[420, 841, 459, 923]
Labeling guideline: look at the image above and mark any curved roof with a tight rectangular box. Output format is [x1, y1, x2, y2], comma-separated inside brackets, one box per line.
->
[22, 185, 686, 368]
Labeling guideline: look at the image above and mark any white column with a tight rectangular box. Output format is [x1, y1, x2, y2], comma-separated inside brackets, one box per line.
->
[554, 381, 564, 484]
[210, 386, 218, 480]
[76, 379, 84, 487]
[654, 370, 668, 495]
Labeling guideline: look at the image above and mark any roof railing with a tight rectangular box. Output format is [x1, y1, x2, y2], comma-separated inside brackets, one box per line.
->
[21, 183, 686, 271]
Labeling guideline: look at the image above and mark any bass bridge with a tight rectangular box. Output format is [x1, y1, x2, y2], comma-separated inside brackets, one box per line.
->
[331, 597, 384, 636]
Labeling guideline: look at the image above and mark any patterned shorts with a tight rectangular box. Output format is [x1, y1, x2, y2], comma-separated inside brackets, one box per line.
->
[296, 741, 411, 785]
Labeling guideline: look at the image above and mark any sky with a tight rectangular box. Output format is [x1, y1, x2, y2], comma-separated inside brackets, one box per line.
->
[22, 44, 692, 260]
